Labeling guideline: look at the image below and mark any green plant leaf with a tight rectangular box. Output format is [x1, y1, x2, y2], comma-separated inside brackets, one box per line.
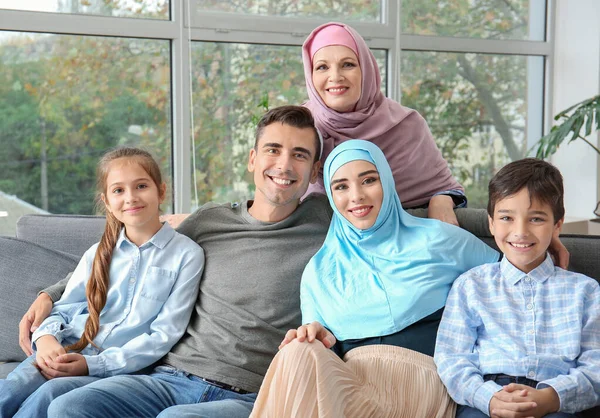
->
[533, 94, 600, 158]
[585, 111, 593, 136]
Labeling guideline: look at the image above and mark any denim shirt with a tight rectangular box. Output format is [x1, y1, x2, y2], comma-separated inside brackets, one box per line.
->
[32, 223, 204, 378]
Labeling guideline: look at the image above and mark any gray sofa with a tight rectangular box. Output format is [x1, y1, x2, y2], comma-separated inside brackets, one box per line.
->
[1, 211, 599, 415]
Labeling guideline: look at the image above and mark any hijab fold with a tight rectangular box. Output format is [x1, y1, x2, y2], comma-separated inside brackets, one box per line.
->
[302, 22, 463, 207]
[301, 140, 498, 341]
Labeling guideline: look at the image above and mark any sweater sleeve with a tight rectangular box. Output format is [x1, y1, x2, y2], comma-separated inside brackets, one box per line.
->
[41, 274, 72, 302]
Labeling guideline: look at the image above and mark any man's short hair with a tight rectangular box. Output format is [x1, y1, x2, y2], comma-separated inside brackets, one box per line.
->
[254, 106, 322, 162]
[487, 158, 565, 223]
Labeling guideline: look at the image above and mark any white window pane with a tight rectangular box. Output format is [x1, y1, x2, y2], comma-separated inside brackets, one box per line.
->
[400, 51, 544, 208]
[0, 0, 169, 19]
[197, 0, 382, 22]
[0, 32, 171, 236]
[401, 0, 546, 41]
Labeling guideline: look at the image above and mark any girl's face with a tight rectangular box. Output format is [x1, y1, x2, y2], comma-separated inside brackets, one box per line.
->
[330, 159, 383, 230]
[102, 159, 165, 233]
[311, 45, 362, 112]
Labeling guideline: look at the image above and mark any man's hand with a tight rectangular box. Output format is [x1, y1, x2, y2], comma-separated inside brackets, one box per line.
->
[160, 213, 190, 229]
[35, 335, 66, 379]
[278, 321, 336, 350]
[42, 353, 89, 379]
[548, 235, 570, 269]
[19, 293, 53, 355]
[428, 195, 459, 226]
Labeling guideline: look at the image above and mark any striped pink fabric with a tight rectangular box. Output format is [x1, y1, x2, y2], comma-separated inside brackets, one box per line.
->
[250, 341, 455, 418]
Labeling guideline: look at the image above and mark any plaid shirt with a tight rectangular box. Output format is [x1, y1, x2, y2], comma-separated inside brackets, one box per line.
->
[434, 255, 600, 414]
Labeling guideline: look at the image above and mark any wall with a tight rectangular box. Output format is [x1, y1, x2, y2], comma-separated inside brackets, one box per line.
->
[551, 0, 600, 219]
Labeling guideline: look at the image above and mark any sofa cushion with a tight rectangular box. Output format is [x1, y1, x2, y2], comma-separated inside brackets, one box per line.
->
[16, 214, 105, 259]
[561, 234, 600, 281]
[0, 236, 79, 363]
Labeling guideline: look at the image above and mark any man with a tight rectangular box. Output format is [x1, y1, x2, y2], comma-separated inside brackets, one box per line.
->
[19, 105, 331, 418]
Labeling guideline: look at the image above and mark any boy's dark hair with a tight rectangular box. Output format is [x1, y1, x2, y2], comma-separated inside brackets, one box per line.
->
[488, 158, 565, 223]
[254, 105, 321, 162]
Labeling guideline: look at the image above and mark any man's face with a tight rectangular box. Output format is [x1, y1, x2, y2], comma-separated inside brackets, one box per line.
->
[488, 188, 563, 273]
[248, 122, 320, 213]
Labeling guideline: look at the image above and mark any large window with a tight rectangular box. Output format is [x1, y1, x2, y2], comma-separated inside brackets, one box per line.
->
[0, 0, 552, 235]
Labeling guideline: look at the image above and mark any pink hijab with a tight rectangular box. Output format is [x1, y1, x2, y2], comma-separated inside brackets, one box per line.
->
[302, 22, 463, 208]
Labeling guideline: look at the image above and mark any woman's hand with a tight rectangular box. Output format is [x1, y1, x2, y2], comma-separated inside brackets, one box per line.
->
[278, 321, 337, 350]
[427, 195, 459, 226]
[548, 235, 570, 269]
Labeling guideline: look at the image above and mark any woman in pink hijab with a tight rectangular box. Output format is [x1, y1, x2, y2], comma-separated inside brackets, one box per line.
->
[303, 22, 464, 226]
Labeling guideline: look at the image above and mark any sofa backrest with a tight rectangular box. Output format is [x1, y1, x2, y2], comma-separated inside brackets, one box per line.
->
[16, 214, 106, 259]
[0, 236, 79, 362]
[14, 211, 600, 282]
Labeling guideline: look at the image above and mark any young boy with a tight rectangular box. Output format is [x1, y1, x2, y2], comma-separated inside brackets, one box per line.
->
[434, 158, 600, 418]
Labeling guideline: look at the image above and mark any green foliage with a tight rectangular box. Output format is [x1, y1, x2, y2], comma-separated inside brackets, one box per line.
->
[401, 50, 530, 208]
[399, 1, 534, 208]
[0, 33, 170, 215]
[401, 0, 530, 40]
[534, 95, 600, 159]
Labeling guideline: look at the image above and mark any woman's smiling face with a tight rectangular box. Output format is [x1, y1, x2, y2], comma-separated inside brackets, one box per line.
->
[330, 159, 383, 230]
[312, 45, 362, 112]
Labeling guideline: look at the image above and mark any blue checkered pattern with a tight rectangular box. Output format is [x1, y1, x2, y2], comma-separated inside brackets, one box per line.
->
[434, 255, 600, 414]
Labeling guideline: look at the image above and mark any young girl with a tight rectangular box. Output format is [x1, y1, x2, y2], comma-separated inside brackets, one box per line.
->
[251, 140, 499, 418]
[0, 147, 204, 418]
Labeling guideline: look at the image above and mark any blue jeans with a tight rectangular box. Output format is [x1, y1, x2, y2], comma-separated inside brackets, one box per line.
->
[47, 365, 257, 418]
[0, 355, 100, 418]
[455, 374, 583, 418]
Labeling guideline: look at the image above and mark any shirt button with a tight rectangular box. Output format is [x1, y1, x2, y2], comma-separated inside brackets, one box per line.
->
[529, 329, 535, 334]
[528, 371, 535, 378]
[526, 303, 533, 310]
[130, 277, 136, 283]
[524, 277, 531, 283]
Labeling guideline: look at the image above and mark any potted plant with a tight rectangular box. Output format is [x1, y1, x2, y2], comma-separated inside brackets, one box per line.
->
[534, 94, 600, 218]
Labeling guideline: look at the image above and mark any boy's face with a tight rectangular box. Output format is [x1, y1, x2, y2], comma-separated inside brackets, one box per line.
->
[488, 188, 563, 273]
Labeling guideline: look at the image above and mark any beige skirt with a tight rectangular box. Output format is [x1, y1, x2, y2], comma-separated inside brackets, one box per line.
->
[250, 340, 455, 418]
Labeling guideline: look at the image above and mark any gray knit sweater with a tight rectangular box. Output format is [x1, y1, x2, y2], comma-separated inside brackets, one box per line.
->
[44, 194, 331, 392]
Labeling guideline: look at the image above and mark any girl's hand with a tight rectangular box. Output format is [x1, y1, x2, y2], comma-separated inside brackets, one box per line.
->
[41, 353, 89, 379]
[35, 335, 66, 378]
[278, 321, 336, 350]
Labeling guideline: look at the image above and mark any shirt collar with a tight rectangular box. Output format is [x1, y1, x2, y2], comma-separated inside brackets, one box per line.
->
[116, 222, 175, 250]
[500, 253, 555, 285]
